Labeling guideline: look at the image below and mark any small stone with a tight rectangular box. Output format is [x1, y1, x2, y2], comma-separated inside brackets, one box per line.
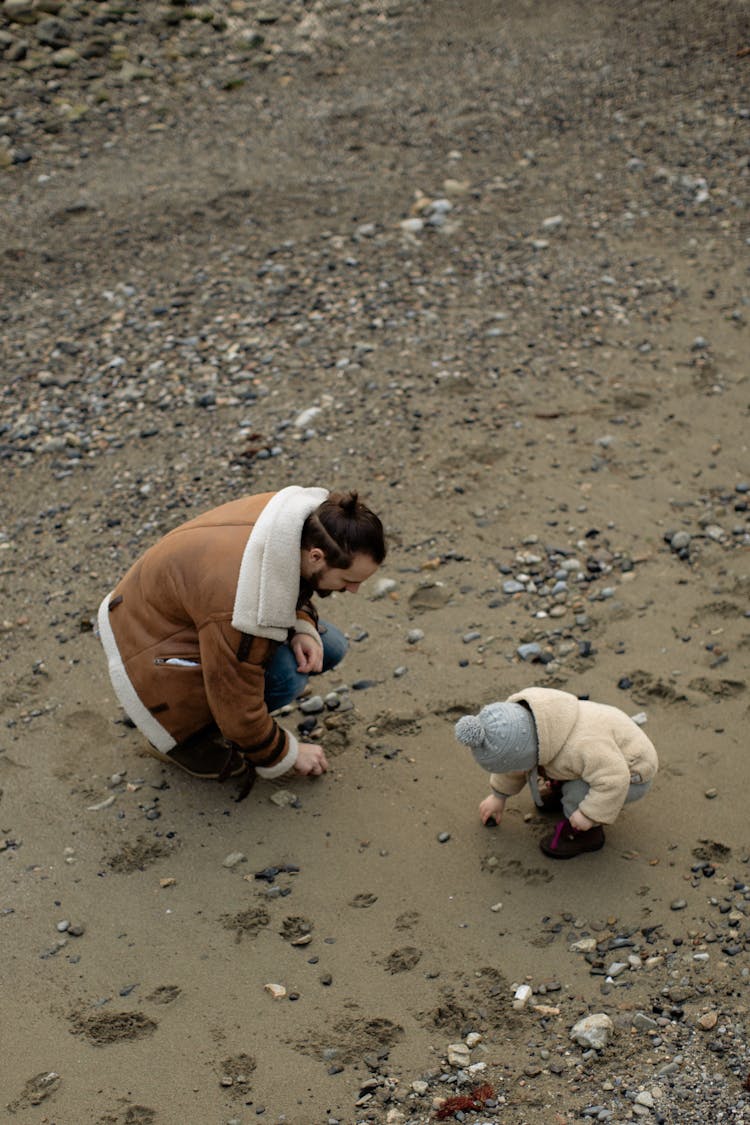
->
[299, 695, 324, 714]
[502, 579, 525, 594]
[264, 982, 286, 999]
[697, 1010, 718, 1030]
[705, 788, 718, 799]
[371, 578, 397, 599]
[570, 1013, 614, 1049]
[570, 937, 597, 953]
[512, 984, 533, 1009]
[437, 832, 451, 843]
[447, 1042, 470, 1066]
[269, 789, 297, 807]
[670, 898, 687, 911]
[223, 852, 246, 868]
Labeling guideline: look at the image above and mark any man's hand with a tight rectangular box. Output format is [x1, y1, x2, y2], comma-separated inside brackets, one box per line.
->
[568, 808, 596, 831]
[479, 792, 507, 827]
[294, 743, 328, 777]
[291, 633, 323, 674]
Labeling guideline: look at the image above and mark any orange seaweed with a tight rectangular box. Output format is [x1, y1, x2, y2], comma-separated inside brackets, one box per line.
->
[435, 1083, 494, 1120]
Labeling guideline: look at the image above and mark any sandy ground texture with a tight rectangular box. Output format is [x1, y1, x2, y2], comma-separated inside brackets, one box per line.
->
[2, 1, 750, 1123]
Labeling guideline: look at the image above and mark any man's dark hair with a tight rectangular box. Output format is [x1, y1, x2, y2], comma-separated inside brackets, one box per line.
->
[301, 491, 386, 568]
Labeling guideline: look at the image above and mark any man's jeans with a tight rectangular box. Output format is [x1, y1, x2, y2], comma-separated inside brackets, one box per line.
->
[264, 620, 348, 713]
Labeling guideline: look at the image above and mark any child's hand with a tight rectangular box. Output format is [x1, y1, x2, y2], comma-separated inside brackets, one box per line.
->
[569, 808, 596, 831]
[479, 792, 506, 827]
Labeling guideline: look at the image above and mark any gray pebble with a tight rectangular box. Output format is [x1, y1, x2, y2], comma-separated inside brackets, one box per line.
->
[300, 695, 324, 714]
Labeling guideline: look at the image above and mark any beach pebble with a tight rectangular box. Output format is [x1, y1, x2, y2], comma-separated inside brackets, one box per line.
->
[669, 531, 691, 552]
[269, 790, 298, 807]
[570, 937, 598, 953]
[503, 579, 525, 594]
[223, 852, 246, 868]
[299, 695, 324, 714]
[264, 983, 286, 1000]
[570, 1013, 614, 1049]
[512, 984, 533, 1009]
[371, 578, 397, 599]
[446, 1042, 470, 1066]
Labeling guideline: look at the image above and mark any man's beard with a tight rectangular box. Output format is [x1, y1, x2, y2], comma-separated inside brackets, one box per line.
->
[305, 573, 333, 597]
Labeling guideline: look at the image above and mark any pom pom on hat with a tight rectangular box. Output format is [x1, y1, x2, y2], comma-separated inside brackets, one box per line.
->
[455, 715, 485, 748]
[454, 701, 539, 774]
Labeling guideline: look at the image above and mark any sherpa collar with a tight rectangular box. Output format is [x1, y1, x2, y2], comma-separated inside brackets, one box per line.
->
[231, 485, 328, 641]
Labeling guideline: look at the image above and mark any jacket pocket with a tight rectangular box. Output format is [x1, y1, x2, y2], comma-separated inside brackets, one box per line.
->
[154, 657, 201, 667]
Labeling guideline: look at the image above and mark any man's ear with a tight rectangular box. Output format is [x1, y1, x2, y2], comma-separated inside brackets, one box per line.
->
[308, 547, 326, 566]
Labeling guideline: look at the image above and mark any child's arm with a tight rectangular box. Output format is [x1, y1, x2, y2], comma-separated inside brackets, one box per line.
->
[479, 769, 528, 826]
[479, 790, 507, 826]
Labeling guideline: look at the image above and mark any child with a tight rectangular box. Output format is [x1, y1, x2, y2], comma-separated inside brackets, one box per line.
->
[454, 686, 658, 858]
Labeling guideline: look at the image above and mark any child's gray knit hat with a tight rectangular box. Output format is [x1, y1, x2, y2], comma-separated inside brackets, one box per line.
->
[455, 701, 538, 773]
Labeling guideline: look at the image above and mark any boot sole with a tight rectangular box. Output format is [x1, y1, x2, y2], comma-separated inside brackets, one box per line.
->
[142, 743, 245, 780]
[539, 838, 605, 859]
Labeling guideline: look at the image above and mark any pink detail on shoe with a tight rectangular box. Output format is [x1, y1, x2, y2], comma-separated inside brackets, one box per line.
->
[549, 818, 568, 850]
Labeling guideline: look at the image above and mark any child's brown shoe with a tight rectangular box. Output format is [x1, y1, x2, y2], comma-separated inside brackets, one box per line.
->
[539, 818, 605, 859]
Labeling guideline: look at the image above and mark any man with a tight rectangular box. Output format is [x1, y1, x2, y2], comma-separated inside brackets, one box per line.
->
[97, 486, 386, 794]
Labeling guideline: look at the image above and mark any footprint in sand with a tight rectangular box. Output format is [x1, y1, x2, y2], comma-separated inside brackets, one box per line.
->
[69, 1009, 157, 1045]
[394, 910, 420, 930]
[280, 915, 313, 943]
[146, 984, 181, 1004]
[384, 946, 422, 973]
[349, 892, 378, 908]
[220, 905, 270, 942]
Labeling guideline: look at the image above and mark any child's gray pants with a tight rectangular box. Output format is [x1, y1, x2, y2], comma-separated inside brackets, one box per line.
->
[561, 778, 652, 821]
